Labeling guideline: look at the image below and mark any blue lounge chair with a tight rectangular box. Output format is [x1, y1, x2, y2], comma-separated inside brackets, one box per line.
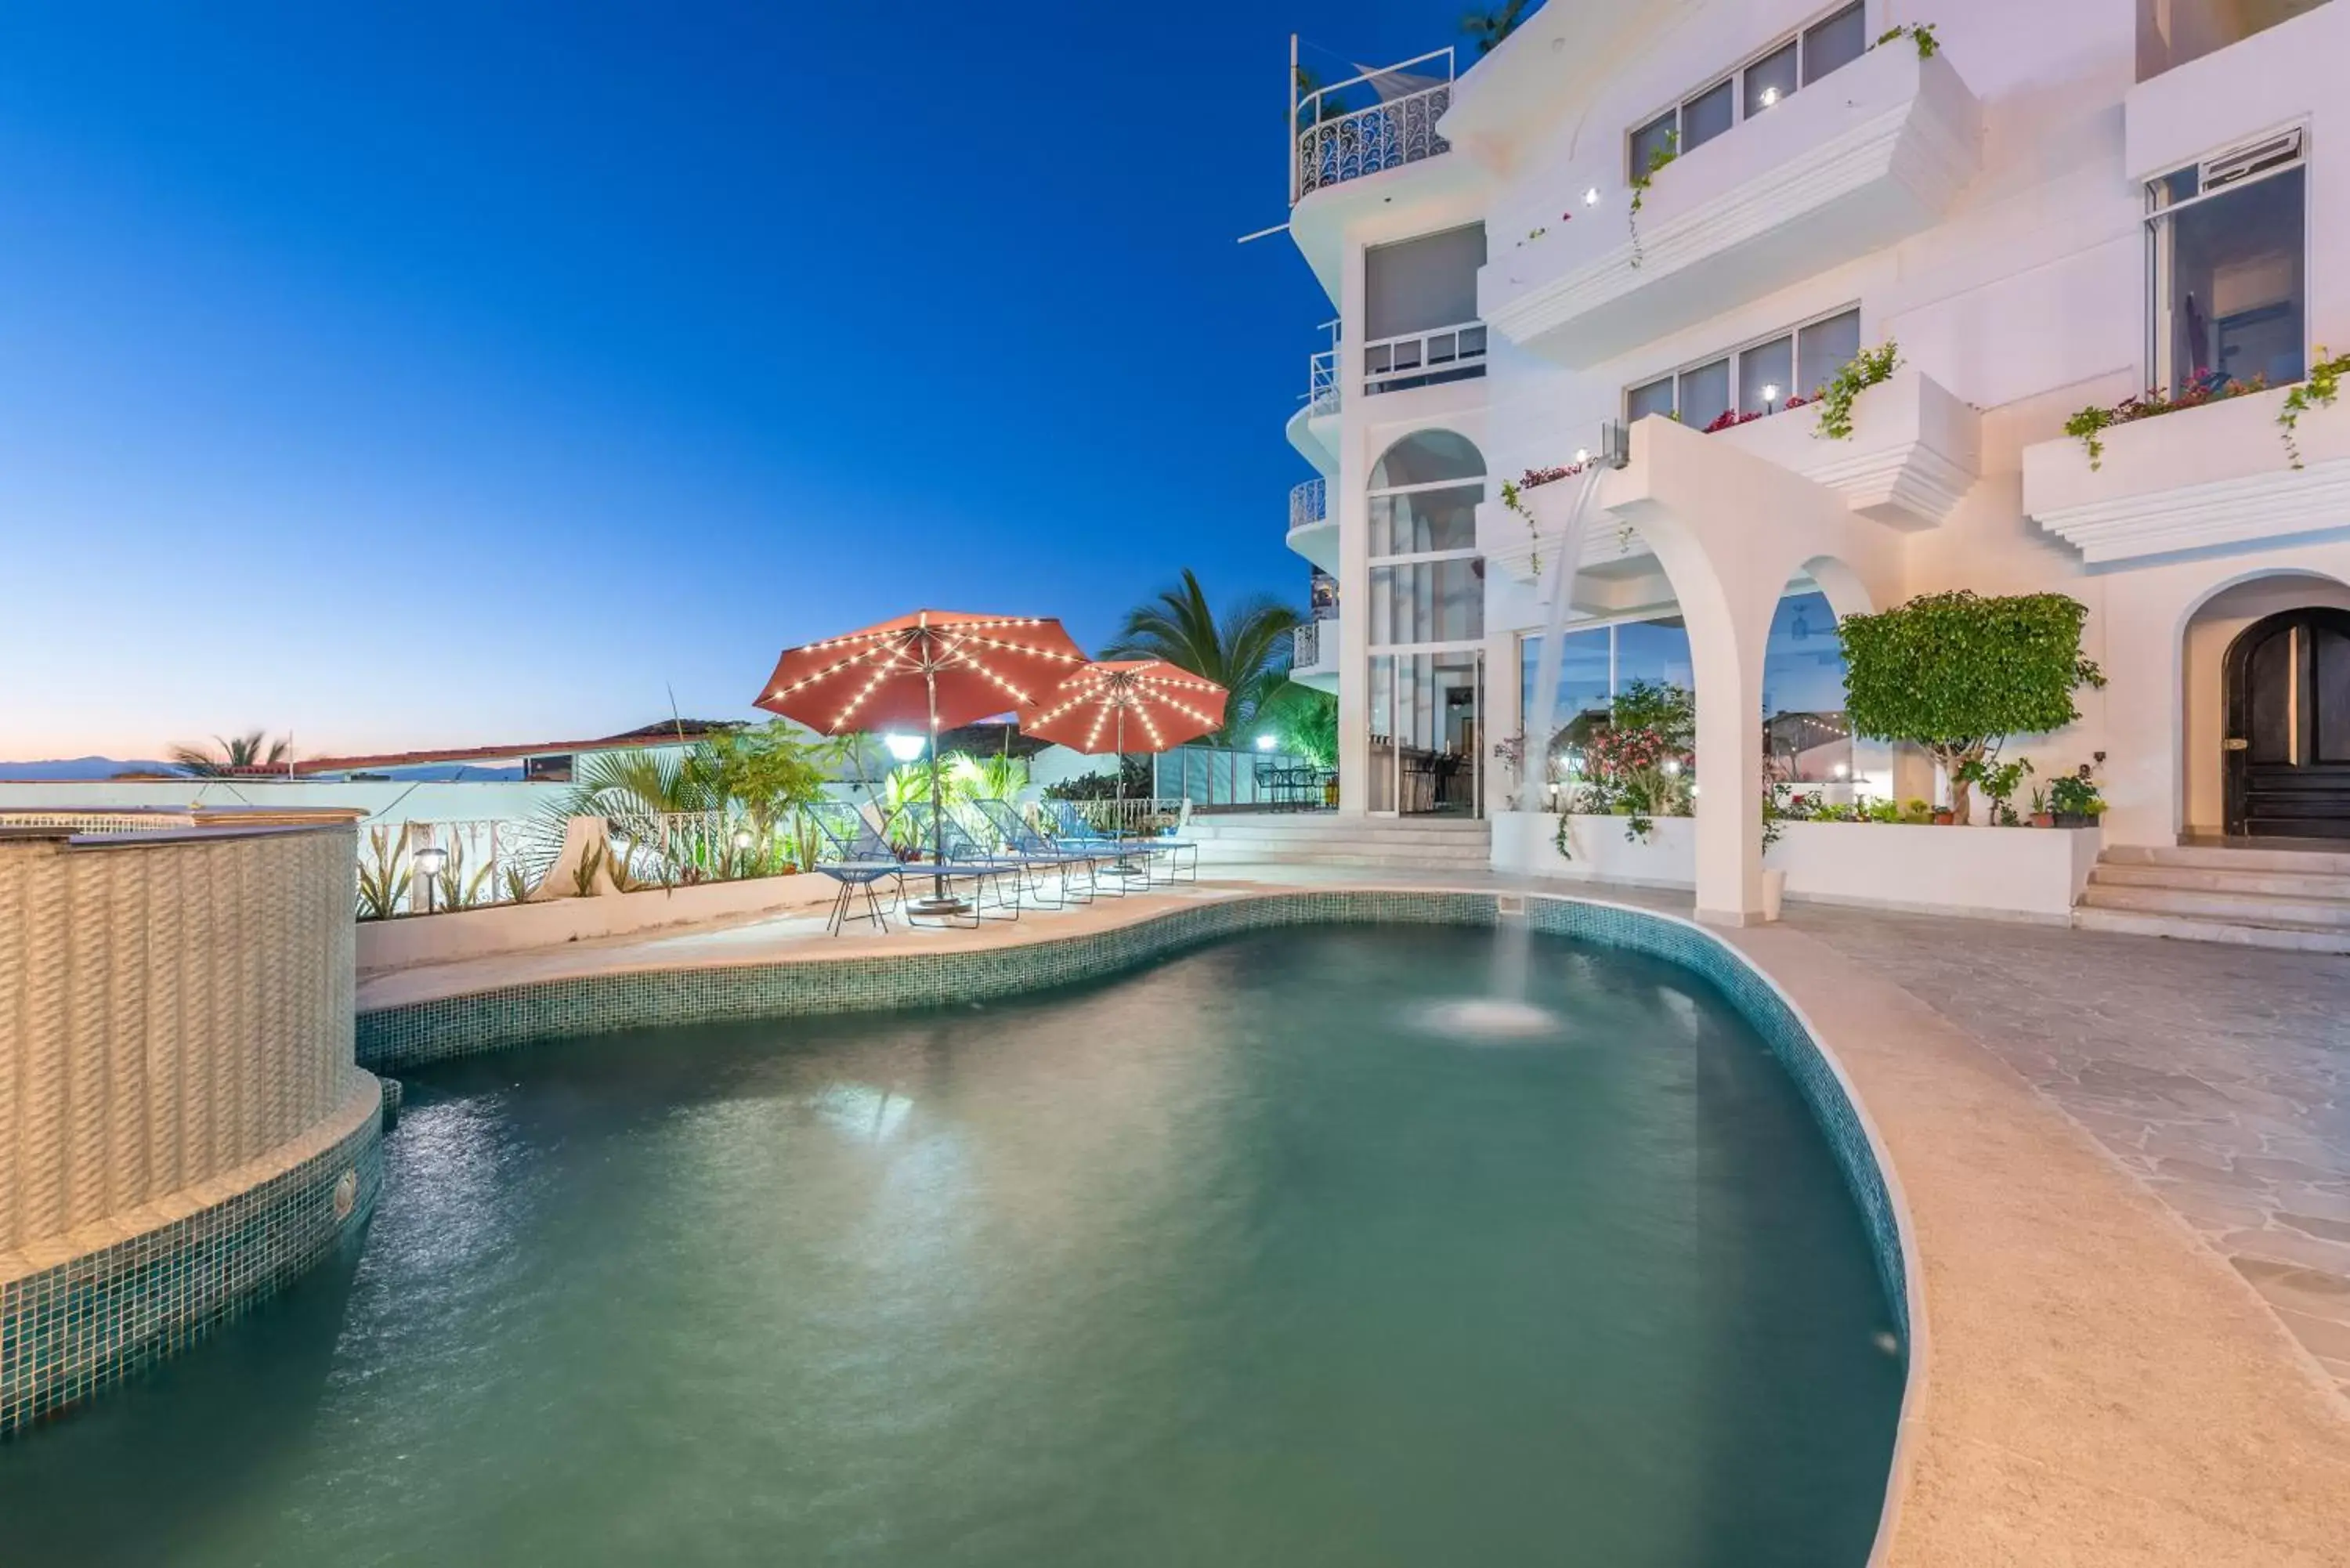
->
[803, 800, 906, 935]
[892, 802, 1026, 926]
[1040, 800, 1198, 887]
[967, 797, 1101, 906]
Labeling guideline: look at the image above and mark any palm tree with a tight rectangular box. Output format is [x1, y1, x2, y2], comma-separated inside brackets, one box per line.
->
[1462, 0, 1531, 56]
[170, 729, 290, 776]
[1104, 570, 1303, 746]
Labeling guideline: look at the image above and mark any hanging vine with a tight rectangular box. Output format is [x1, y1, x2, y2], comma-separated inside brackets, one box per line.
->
[1627, 132, 1677, 269]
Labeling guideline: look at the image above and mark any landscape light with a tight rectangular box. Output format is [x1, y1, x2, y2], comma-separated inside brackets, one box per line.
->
[884, 732, 927, 763]
[1574, 447, 1589, 464]
[1256, 733, 1278, 751]
[412, 845, 447, 877]
[732, 827, 755, 851]
[1763, 383, 1781, 410]
[1832, 761, 1850, 779]
[1662, 759, 1683, 777]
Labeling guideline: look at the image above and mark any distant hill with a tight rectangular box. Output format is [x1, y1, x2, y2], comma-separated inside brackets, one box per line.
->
[0, 758, 524, 783]
[0, 757, 179, 782]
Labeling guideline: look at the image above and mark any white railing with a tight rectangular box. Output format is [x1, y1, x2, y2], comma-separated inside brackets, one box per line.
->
[1030, 796, 1193, 838]
[389, 818, 540, 912]
[1289, 477, 1328, 532]
[1293, 49, 1455, 200]
[1363, 320, 1488, 396]
[1306, 347, 1340, 415]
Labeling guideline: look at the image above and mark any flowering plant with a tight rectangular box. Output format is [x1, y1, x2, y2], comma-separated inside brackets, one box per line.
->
[1499, 460, 1594, 573]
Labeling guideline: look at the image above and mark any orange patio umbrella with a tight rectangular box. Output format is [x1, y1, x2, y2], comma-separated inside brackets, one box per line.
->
[1018, 659, 1228, 839]
[754, 609, 1087, 910]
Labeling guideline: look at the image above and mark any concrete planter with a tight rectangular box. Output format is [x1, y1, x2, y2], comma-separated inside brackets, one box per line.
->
[356, 870, 840, 974]
[1494, 812, 2102, 922]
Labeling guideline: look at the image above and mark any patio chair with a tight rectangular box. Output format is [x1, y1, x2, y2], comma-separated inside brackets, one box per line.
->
[1040, 800, 1198, 888]
[802, 800, 906, 936]
[967, 797, 1101, 906]
[893, 801, 1025, 926]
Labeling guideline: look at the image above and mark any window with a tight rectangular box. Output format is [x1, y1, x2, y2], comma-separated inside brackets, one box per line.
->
[2146, 130, 2305, 397]
[1622, 307, 1861, 431]
[1364, 224, 1488, 395]
[1625, 2, 1867, 180]
[1366, 429, 1486, 650]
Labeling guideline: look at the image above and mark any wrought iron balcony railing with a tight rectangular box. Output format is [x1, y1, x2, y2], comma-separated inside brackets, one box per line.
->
[1289, 477, 1328, 533]
[1292, 49, 1455, 201]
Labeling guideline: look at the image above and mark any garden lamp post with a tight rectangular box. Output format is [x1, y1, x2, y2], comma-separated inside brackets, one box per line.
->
[414, 844, 446, 916]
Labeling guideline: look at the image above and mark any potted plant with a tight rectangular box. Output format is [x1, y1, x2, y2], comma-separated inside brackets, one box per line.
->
[1959, 757, 2034, 826]
[2048, 767, 2106, 829]
[2027, 784, 2054, 829]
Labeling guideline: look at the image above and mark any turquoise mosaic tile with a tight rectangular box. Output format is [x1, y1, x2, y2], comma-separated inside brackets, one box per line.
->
[0, 1080, 386, 1440]
[355, 891, 1909, 1342]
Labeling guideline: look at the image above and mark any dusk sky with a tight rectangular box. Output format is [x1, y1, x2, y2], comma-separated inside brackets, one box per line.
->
[0, 2, 1462, 759]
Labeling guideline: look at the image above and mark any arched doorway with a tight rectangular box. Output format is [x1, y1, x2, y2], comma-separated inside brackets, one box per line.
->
[2223, 606, 2350, 838]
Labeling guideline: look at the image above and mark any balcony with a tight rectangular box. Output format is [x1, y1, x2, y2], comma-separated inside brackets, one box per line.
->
[1290, 616, 1340, 692]
[2024, 384, 2350, 564]
[1709, 369, 1980, 531]
[1480, 42, 1981, 368]
[2137, 0, 2334, 83]
[1286, 477, 1336, 573]
[1363, 320, 1488, 396]
[1292, 51, 1455, 202]
[1285, 324, 1343, 475]
[1476, 483, 1654, 586]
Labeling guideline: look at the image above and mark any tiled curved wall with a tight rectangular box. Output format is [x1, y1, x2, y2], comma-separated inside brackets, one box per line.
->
[0, 824, 383, 1436]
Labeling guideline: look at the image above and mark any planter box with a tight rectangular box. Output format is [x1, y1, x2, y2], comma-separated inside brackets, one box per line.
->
[1712, 369, 1980, 529]
[2023, 384, 2350, 563]
[356, 871, 840, 974]
[1494, 812, 2100, 922]
[1491, 811, 1696, 888]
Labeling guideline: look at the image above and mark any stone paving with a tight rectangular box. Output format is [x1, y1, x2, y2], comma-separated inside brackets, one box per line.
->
[1784, 905, 2350, 1396]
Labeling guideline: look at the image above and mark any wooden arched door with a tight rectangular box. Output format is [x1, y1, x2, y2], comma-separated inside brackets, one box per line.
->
[2223, 607, 2350, 839]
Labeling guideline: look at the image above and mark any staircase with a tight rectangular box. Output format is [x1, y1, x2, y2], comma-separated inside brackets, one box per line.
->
[1184, 812, 1492, 874]
[2074, 844, 2350, 954]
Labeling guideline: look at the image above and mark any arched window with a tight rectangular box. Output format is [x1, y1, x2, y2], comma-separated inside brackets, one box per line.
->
[1368, 429, 1484, 491]
[1365, 428, 1488, 815]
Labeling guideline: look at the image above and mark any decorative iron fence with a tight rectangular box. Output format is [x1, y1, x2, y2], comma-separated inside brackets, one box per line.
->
[1289, 477, 1328, 533]
[1293, 52, 1455, 199]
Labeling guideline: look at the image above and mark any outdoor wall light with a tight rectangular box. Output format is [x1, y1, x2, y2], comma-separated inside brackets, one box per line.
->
[884, 732, 927, 763]
[1662, 760, 1683, 776]
[1583, 186, 1600, 206]
[1759, 85, 1780, 107]
[413, 844, 447, 916]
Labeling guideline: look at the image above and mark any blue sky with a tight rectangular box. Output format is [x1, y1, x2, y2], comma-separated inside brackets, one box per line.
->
[0, 1, 1472, 758]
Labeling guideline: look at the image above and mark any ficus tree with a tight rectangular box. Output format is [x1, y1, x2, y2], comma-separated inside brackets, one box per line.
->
[1838, 591, 2105, 824]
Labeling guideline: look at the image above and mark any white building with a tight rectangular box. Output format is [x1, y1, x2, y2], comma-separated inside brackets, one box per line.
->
[1278, 0, 2348, 927]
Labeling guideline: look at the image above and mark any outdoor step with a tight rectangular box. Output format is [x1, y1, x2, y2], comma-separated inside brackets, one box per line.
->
[1195, 847, 1491, 868]
[2088, 862, 2350, 900]
[2100, 843, 2350, 876]
[2072, 905, 2350, 955]
[2077, 883, 2350, 928]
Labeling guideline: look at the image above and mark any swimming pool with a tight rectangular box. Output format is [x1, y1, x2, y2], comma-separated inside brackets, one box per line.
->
[0, 923, 1903, 1566]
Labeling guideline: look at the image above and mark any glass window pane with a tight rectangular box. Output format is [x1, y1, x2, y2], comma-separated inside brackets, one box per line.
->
[1739, 334, 1795, 414]
[1744, 41, 1799, 117]
[1370, 559, 1485, 645]
[1763, 591, 1852, 785]
[1677, 358, 1731, 429]
[1795, 309, 1862, 399]
[1368, 428, 1484, 489]
[1521, 629, 1613, 782]
[1626, 377, 1677, 425]
[1629, 112, 1677, 181]
[2151, 168, 2305, 395]
[1369, 482, 1480, 556]
[1679, 79, 1734, 153]
[1802, 3, 1867, 85]
[1616, 617, 1694, 696]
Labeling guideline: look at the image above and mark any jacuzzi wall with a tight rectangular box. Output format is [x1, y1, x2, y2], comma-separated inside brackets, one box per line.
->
[0, 822, 384, 1435]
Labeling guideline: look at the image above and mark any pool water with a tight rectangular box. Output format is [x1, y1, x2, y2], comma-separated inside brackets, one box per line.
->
[1, 926, 1903, 1566]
